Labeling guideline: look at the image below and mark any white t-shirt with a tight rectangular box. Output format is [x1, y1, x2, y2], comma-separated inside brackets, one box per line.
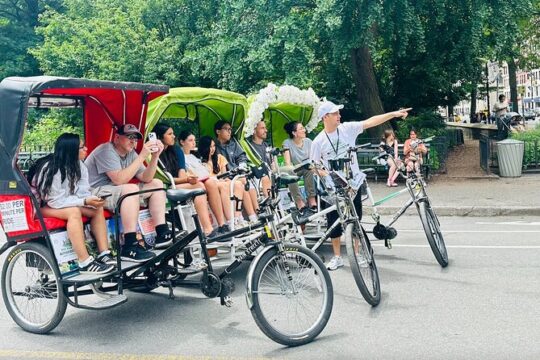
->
[310, 121, 366, 190]
[184, 154, 211, 180]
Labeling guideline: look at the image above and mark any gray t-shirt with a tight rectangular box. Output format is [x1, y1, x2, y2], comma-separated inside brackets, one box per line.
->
[282, 138, 312, 165]
[85, 142, 145, 187]
[249, 140, 271, 165]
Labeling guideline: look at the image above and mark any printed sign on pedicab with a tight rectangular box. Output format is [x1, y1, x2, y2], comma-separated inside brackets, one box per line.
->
[0, 199, 29, 233]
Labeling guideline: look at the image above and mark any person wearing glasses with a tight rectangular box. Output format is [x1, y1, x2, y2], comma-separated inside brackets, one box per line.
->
[29, 133, 115, 275]
[214, 121, 259, 223]
[85, 124, 171, 262]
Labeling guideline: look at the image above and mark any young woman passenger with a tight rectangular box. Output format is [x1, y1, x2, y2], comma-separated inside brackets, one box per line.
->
[154, 124, 221, 238]
[403, 128, 428, 176]
[177, 130, 231, 235]
[282, 122, 317, 215]
[379, 129, 402, 187]
[198, 136, 258, 227]
[32, 133, 114, 274]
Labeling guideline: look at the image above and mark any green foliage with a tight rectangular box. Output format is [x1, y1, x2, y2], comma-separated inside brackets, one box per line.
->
[22, 110, 83, 150]
[394, 111, 446, 141]
[511, 126, 540, 166]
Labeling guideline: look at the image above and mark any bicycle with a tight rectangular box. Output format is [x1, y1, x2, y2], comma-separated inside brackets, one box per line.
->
[361, 147, 449, 267]
[286, 145, 382, 306]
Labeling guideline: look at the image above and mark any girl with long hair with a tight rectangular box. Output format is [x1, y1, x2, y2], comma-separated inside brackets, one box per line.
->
[154, 124, 221, 238]
[198, 136, 257, 227]
[379, 129, 402, 187]
[177, 130, 230, 236]
[32, 133, 114, 274]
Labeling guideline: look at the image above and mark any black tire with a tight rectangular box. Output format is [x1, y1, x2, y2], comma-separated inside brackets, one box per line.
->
[344, 223, 381, 306]
[418, 201, 449, 267]
[249, 244, 333, 346]
[1, 242, 67, 334]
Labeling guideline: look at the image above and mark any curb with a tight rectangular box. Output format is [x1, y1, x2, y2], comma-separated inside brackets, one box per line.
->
[364, 206, 540, 217]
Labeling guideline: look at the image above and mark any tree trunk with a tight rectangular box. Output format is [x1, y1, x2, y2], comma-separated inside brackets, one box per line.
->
[350, 46, 389, 138]
[507, 58, 518, 113]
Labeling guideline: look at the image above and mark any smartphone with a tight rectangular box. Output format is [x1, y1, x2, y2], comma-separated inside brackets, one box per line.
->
[148, 132, 158, 153]
[100, 193, 113, 200]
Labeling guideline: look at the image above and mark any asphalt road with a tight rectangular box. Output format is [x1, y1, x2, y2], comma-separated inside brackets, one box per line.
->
[0, 215, 539, 360]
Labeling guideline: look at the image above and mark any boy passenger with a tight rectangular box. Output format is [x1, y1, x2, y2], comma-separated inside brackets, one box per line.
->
[85, 124, 171, 262]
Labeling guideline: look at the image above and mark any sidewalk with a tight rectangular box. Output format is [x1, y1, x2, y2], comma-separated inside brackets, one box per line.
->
[366, 173, 540, 217]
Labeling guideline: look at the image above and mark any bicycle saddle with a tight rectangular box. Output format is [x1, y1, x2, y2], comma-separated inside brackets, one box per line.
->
[166, 188, 206, 203]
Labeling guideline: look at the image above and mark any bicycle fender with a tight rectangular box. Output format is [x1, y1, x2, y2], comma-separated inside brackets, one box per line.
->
[245, 244, 279, 310]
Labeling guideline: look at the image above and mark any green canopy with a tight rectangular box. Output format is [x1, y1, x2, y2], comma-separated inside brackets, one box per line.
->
[146, 87, 248, 139]
[239, 95, 316, 165]
[146, 87, 248, 183]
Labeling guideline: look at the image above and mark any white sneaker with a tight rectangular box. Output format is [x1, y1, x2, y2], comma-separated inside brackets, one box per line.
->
[326, 256, 344, 271]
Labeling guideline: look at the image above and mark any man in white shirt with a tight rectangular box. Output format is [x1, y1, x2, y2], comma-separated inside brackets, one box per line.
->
[310, 100, 411, 270]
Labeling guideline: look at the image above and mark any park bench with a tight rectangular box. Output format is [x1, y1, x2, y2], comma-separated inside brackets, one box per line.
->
[356, 143, 431, 182]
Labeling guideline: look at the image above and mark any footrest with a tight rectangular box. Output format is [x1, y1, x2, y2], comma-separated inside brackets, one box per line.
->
[88, 294, 127, 310]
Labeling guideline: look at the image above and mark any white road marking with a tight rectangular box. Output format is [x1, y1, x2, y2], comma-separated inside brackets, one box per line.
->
[475, 221, 540, 226]
[396, 229, 540, 233]
[373, 244, 540, 249]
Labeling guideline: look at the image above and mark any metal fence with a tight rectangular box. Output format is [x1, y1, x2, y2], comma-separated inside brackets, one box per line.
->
[17, 147, 52, 172]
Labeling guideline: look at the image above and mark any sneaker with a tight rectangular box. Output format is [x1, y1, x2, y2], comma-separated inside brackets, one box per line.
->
[96, 252, 116, 265]
[121, 244, 156, 263]
[219, 224, 231, 233]
[154, 230, 173, 249]
[181, 258, 208, 273]
[79, 259, 115, 275]
[207, 228, 221, 239]
[326, 256, 344, 271]
[234, 217, 249, 229]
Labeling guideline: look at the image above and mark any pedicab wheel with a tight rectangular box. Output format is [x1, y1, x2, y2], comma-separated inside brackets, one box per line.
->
[417, 201, 449, 267]
[249, 244, 333, 346]
[344, 223, 381, 306]
[1, 242, 67, 334]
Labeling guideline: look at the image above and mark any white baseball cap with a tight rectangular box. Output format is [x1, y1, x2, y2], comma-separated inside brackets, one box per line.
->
[318, 100, 344, 119]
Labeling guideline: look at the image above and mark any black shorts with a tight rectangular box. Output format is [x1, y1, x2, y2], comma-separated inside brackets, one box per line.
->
[323, 192, 363, 238]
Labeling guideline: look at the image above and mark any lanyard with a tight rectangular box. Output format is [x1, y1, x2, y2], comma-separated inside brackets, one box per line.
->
[324, 128, 340, 156]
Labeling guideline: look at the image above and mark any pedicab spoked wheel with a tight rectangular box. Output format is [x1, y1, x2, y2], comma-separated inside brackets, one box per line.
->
[344, 223, 381, 306]
[417, 201, 448, 267]
[1, 242, 67, 333]
[250, 244, 333, 346]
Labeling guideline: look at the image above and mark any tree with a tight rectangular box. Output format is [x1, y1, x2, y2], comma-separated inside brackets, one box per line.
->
[0, 0, 62, 79]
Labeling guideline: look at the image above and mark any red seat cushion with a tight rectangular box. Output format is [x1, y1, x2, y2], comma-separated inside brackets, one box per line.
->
[42, 209, 114, 231]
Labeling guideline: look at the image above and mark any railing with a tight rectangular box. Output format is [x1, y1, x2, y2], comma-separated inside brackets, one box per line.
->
[479, 134, 491, 173]
[17, 147, 52, 172]
[523, 139, 540, 170]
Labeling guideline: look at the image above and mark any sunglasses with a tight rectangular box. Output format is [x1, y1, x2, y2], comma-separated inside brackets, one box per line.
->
[126, 134, 139, 141]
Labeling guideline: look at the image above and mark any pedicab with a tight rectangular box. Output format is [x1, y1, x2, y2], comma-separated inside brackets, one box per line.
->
[0, 77, 333, 346]
[239, 84, 325, 238]
[144, 87, 334, 346]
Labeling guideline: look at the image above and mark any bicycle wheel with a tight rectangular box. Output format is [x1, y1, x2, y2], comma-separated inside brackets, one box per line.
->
[249, 244, 333, 346]
[418, 201, 449, 267]
[1, 242, 67, 334]
[344, 223, 381, 306]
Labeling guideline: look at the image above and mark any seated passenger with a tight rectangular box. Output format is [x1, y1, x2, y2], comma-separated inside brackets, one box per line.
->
[214, 121, 259, 216]
[198, 136, 258, 227]
[85, 124, 170, 262]
[379, 129, 402, 187]
[177, 130, 231, 236]
[282, 121, 317, 214]
[31, 133, 114, 274]
[403, 128, 428, 176]
[154, 124, 220, 238]
[247, 120, 273, 198]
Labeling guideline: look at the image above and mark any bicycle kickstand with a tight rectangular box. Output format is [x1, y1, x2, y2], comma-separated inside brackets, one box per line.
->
[385, 238, 393, 249]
